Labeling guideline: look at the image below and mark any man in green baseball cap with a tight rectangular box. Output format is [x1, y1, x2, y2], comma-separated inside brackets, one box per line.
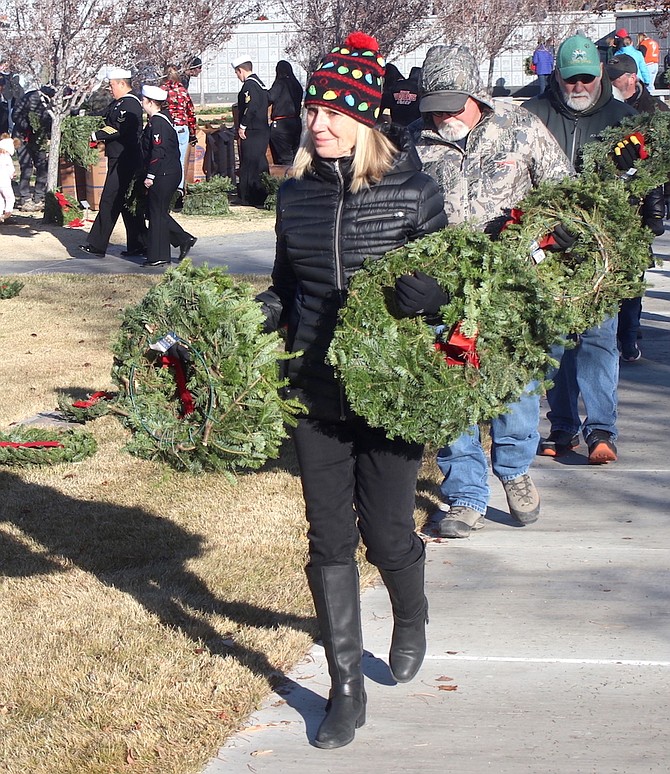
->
[553, 34, 604, 112]
[524, 34, 662, 466]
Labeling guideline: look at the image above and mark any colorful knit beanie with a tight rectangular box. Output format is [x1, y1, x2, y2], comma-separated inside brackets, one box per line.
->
[304, 32, 386, 127]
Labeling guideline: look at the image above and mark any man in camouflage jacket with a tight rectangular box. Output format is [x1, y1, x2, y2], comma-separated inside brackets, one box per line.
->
[410, 44, 573, 539]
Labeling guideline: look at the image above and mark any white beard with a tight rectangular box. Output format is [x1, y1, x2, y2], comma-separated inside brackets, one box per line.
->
[560, 83, 601, 112]
[437, 119, 470, 142]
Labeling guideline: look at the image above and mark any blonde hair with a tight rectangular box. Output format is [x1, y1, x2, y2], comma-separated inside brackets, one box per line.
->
[290, 121, 397, 193]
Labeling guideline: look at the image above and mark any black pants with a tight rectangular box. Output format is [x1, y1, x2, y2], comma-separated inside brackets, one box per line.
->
[146, 171, 191, 263]
[269, 118, 301, 165]
[88, 156, 146, 252]
[17, 141, 48, 203]
[292, 415, 425, 571]
[238, 128, 270, 206]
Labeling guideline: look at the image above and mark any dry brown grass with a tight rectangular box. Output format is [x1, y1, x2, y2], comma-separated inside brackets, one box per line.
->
[0, 273, 443, 773]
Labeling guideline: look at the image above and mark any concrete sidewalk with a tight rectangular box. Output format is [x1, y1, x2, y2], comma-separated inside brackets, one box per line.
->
[0, 225, 276, 276]
[202, 243, 670, 772]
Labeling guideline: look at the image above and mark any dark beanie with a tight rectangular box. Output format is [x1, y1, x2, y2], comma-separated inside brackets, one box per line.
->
[304, 31, 386, 127]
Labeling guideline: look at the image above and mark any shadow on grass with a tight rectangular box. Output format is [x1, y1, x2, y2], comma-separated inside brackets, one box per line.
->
[0, 467, 323, 739]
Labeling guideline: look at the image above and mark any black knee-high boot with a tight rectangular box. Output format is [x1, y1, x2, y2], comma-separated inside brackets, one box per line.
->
[379, 550, 429, 683]
[306, 563, 366, 749]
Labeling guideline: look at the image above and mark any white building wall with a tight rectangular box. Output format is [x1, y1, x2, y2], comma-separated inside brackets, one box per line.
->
[188, 13, 616, 104]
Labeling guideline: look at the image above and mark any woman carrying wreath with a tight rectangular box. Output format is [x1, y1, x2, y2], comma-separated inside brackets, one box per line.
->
[257, 32, 447, 749]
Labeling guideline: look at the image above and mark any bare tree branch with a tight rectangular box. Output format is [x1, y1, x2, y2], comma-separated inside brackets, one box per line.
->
[276, 0, 437, 72]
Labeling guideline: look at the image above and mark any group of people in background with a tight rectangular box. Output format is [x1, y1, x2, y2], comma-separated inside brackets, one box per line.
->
[77, 64, 199, 267]
[533, 28, 665, 96]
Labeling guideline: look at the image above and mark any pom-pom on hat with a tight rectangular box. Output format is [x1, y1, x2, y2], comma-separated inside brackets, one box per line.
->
[304, 31, 386, 127]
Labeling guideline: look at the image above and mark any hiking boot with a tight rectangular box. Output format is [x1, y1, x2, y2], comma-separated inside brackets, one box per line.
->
[621, 344, 642, 362]
[586, 430, 617, 465]
[437, 505, 485, 538]
[537, 430, 579, 457]
[502, 473, 540, 525]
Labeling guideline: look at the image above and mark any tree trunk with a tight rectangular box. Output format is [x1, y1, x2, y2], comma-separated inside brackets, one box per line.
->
[47, 110, 63, 193]
[487, 56, 495, 93]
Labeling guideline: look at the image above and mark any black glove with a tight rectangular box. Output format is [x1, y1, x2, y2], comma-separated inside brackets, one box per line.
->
[613, 133, 647, 172]
[546, 223, 578, 252]
[189, 135, 197, 146]
[395, 271, 449, 318]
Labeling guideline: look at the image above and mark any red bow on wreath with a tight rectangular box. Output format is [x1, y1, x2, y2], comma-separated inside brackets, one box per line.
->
[434, 322, 480, 368]
[160, 353, 195, 416]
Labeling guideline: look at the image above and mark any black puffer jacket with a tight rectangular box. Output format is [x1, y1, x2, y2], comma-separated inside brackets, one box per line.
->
[259, 125, 447, 421]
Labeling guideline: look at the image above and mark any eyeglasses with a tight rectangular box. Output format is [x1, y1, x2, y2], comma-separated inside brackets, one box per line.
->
[563, 74, 597, 85]
[432, 106, 466, 118]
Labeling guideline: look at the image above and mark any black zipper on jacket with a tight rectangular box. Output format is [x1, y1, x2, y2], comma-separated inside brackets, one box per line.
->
[333, 160, 348, 421]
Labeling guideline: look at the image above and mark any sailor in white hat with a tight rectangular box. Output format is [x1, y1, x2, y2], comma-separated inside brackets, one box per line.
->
[139, 83, 196, 267]
[79, 67, 146, 258]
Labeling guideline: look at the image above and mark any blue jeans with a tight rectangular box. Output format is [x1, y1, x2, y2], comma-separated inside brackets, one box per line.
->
[175, 125, 189, 190]
[618, 297, 642, 350]
[546, 316, 618, 441]
[436, 383, 540, 515]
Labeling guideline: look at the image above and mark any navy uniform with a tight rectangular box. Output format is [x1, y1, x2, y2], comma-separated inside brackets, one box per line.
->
[141, 85, 195, 267]
[234, 58, 270, 206]
[81, 68, 146, 257]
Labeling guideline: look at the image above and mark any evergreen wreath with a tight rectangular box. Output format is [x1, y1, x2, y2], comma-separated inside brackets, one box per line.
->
[111, 261, 304, 474]
[261, 172, 286, 211]
[580, 110, 670, 200]
[0, 427, 97, 466]
[328, 226, 566, 446]
[44, 190, 85, 227]
[60, 115, 106, 168]
[0, 279, 24, 299]
[58, 391, 115, 423]
[182, 176, 234, 216]
[498, 173, 653, 332]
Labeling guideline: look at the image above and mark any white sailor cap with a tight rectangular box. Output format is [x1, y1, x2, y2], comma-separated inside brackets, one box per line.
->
[142, 85, 168, 101]
[107, 67, 132, 80]
[231, 55, 252, 69]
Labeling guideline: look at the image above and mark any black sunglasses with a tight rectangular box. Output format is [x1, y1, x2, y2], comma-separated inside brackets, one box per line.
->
[432, 106, 466, 117]
[563, 74, 597, 85]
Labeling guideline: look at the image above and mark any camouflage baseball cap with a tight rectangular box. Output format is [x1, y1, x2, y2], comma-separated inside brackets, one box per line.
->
[556, 35, 602, 79]
[419, 45, 484, 113]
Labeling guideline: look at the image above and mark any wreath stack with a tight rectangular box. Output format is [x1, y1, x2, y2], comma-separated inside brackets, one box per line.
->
[498, 173, 652, 333]
[329, 116, 666, 445]
[109, 261, 304, 474]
